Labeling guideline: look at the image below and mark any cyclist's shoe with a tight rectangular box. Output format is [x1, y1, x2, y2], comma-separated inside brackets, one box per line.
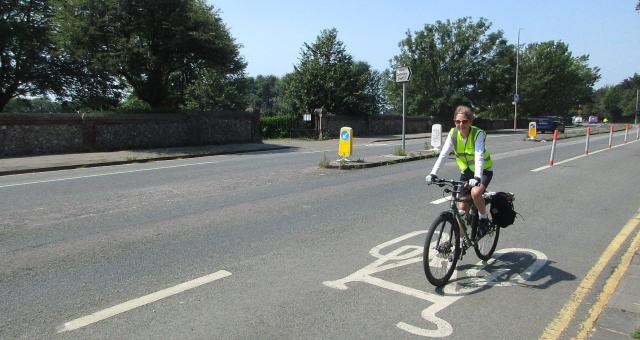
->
[477, 218, 490, 239]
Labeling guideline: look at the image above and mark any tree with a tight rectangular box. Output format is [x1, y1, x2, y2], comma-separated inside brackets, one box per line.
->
[55, 0, 246, 110]
[182, 68, 250, 111]
[0, 0, 64, 111]
[586, 74, 640, 121]
[518, 41, 600, 117]
[248, 75, 281, 115]
[287, 28, 381, 116]
[385, 17, 514, 120]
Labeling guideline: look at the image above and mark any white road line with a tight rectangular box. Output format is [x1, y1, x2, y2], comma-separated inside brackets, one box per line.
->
[531, 139, 639, 172]
[58, 270, 232, 333]
[0, 159, 230, 188]
[430, 196, 452, 205]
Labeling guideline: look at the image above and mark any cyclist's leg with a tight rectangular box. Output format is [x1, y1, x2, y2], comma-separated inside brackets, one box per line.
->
[471, 171, 493, 215]
[457, 171, 473, 213]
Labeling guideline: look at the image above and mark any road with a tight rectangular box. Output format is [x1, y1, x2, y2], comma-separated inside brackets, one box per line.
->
[1, 130, 638, 339]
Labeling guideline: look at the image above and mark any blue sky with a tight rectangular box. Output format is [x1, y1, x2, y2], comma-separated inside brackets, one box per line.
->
[210, 0, 639, 88]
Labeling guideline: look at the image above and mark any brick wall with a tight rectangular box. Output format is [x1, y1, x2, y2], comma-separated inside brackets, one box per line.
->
[0, 111, 260, 157]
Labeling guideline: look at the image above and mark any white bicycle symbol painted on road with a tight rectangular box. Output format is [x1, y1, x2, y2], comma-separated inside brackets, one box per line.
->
[323, 230, 549, 338]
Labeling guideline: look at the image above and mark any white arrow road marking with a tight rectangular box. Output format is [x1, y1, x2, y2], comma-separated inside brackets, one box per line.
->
[58, 270, 232, 333]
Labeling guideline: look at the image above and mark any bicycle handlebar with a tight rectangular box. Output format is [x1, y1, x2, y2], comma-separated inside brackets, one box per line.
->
[427, 178, 466, 187]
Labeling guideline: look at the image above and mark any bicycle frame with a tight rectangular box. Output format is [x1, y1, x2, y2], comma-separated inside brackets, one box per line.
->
[435, 179, 490, 249]
[446, 181, 476, 248]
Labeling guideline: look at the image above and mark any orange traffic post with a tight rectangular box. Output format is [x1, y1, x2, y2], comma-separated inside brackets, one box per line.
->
[549, 129, 558, 166]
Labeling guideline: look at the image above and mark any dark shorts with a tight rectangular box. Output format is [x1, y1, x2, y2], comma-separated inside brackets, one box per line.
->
[459, 169, 493, 196]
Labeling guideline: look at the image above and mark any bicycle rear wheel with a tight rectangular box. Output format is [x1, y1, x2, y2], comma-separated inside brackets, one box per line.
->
[473, 203, 500, 260]
[423, 213, 460, 287]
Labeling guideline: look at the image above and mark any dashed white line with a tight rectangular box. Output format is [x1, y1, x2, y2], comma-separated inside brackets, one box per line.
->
[58, 270, 232, 333]
[430, 196, 452, 205]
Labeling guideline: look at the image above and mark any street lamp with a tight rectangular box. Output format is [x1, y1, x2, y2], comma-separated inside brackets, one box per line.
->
[635, 88, 638, 125]
[513, 28, 523, 131]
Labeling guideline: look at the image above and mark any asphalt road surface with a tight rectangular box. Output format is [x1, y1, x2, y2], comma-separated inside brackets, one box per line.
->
[1, 130, 638, 339]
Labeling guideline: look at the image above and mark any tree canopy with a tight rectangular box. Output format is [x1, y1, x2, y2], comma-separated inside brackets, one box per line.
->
[287, 28, 382, 116]
[54, 0, 246, 110]
[385, 17, 514, 121]
[1, 0, 63, 110]
[518, 41, 600, 117]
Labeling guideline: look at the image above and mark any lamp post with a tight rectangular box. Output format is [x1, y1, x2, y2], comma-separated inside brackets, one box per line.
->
[635, 89, 638, 125]
[513, 28, 523, 131]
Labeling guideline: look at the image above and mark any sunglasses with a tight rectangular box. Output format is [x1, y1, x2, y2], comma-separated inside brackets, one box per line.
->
[454, 119, 469, 124]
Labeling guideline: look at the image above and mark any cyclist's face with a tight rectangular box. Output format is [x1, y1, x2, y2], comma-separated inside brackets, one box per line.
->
[454, 113, 471, 131]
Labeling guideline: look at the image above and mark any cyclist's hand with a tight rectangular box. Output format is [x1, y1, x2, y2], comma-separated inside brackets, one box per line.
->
[425, 174, 438, 184]
[468, 177, 481, 187]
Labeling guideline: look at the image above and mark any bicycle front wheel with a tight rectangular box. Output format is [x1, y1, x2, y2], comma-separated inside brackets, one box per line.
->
[423, 213, 460, 287]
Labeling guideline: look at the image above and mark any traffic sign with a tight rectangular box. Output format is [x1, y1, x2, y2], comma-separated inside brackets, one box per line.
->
[395, 66, 412, 82]
[338, 127, 353, 159]
[528, 121, 537, 138]
[513, 93, 520, 102]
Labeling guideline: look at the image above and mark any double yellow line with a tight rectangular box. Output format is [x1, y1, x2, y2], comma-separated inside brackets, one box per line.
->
[540, 210, 640, 339]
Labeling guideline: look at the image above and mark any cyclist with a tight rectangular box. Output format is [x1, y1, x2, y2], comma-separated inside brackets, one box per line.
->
[425, 105, 494, 236]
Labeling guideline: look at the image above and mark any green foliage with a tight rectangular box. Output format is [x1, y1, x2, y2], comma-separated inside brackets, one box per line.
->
[287, 28, 383, 116]
[247, 75, 281, 115]
[118, 95, 152, 113]
[2, 97, 63, 113]
[0, 0, 65, 110]
[182, 69, 250, 111]
[583, 74, 640, 122]
[54, 0, 246, 110]
[393, 147, 407, 156]
[386, 17, 514, 120]
[518, 41, 600, 117]
[318, 152, 330, 168]
[260, 115, 295, 138]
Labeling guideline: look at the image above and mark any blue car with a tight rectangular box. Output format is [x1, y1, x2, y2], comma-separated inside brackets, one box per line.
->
[534, 116, 565, 133]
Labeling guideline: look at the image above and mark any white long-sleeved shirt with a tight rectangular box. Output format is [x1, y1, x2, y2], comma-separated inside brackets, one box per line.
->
[429, 129, 491, 178]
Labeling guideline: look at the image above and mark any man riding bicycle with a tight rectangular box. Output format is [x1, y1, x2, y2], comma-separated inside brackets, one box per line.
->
[425, 105, 494, 236]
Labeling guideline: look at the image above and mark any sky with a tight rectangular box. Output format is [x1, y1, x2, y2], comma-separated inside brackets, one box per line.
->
[209, 0, 639, 89]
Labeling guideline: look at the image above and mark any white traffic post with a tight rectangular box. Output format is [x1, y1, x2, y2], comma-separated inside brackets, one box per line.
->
[430, 124, 442, 152]
[584, 127, 591, 155]
[548, 129, 558, 166]
[608, 126, 613, 148]
[624, 124, 629, 144]
[637, 124, 640, 140]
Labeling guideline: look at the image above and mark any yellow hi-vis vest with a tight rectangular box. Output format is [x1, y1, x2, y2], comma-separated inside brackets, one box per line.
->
[449, 126, 493, 172]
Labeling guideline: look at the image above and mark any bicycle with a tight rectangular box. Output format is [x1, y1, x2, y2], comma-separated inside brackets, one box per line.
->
[423, 177, 515, 287]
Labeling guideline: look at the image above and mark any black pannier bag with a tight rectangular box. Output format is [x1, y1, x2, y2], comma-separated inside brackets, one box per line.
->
[490, 192, 517, 228]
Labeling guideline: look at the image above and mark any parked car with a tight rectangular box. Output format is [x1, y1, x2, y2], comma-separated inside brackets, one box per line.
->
[572, 116, 583, 125]
[534, 115, 565, 133]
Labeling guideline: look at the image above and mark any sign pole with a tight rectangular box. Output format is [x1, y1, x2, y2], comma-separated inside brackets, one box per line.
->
[402, 82, 406, 152]
[395, 66, 412, 153]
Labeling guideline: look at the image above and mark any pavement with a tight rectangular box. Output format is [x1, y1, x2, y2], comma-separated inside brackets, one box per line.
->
[1, 131, 638, 339]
